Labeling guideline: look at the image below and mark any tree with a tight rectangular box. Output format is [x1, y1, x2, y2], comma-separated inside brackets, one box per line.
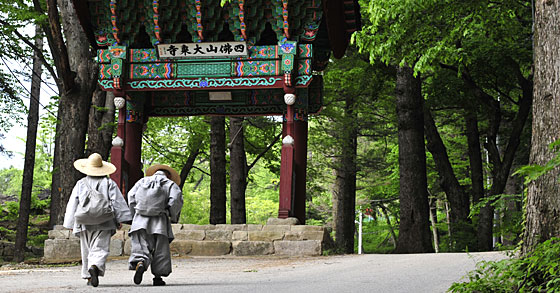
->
[0, 2, 29, 156]
[522, 0, 560, 255]
[28, 0, 98, 227]
[393, 66, 433, 253]
[14, 26, 42, 262]
[332, 87, 358, 253]
[86, 89, 115, 159]
[309, 46, 396, 252]
[356, 0, 532, 251]
[210, 116, 226, 224]
[423, 106, 471, 248]
[2, 0, 100, 228]
[229, 117, 247, 224]
[142, 116, 208, 188]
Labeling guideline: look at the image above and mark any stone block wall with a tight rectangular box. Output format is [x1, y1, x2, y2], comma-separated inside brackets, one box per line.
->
[43, 219, 333, 263]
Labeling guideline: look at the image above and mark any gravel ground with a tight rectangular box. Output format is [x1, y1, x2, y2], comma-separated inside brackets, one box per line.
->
[0, 251, 509, 293]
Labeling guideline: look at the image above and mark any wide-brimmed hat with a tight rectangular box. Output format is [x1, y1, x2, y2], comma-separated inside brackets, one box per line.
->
[146, 164, 181, 185]
[73, 153, 116, 176]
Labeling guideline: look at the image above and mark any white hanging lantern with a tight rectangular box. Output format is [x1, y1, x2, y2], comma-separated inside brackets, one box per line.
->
[282, 135, 294, 146]
[114, 97, 126, 109]
[112, 136, 124, 147]
[284, 93, 296, 105]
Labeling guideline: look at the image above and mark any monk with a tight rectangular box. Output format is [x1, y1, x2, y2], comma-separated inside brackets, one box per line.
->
[63, 153, 132, 287]
[127, 164, 183, 286]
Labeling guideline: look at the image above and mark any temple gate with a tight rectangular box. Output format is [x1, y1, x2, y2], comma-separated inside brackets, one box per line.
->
[72, 0, 360, 223]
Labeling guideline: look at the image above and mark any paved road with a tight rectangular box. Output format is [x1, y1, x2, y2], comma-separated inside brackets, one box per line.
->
[0, 252, 508, 293]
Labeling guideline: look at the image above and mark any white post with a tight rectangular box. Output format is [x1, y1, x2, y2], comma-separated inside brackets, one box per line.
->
[358, 209, 363, 255]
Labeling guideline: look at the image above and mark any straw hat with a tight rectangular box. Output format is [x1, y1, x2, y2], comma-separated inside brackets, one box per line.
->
[146, 164, 181, 185]
[73, 153, 116, 176]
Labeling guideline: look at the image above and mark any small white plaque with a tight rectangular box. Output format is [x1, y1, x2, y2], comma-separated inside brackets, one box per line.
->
[209, 92, 232, 101]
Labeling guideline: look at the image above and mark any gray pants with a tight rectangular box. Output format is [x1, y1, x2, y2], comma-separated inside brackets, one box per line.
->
[79, 230, 111, 279]
[128, 229, 171, 277]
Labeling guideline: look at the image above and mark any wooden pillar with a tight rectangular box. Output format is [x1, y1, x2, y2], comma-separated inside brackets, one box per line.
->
[277, 41, 298, 219]
[293, 117, 308, 224]
[110, 95, 128, 196]
[124, 118, 143, 192]
[110, 103, 125, 191]
[278, 102, 295, 218]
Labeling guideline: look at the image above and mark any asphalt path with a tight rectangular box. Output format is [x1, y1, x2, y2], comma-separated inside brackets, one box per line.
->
[0, 251, 509, 293]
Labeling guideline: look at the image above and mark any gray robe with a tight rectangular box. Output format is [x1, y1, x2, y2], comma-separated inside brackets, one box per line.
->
[127, 171, 183, 276]
[127, 171, 183, 240]
[63, 176, 133, 278]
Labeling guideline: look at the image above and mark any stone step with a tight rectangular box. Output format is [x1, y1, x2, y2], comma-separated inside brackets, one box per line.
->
[44, 221, 332, 262]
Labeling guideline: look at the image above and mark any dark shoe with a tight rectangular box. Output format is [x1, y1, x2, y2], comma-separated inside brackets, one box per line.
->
[88, 265, 99, 287]
[134, 262, 145, 285]
[153, 277, 166, 286]
[86, 278, 91, 286]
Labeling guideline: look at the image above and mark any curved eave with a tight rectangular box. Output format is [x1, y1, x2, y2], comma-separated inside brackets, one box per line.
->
[325, 0, 361, 59]
[72, 0, 361, 55]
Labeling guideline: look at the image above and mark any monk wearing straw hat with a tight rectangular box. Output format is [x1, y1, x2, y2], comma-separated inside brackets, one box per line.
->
[127, 164, 183, 286]
[63, 153, 132, 287]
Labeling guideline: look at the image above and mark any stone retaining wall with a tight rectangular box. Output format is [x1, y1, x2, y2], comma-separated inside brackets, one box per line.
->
[43, 219, 333, 263]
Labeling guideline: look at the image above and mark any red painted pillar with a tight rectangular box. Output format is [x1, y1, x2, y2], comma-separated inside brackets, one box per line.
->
[293, 117, 308, 224]
[110, 95, 129, 197]
[124, 119, 143, 193]
[278, 100, 295, 219]
[110, 105, 126, 192]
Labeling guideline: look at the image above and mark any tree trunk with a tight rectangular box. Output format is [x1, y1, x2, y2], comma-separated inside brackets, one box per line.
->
[523, 1, 560, 255]
[229, 117, 247, 224]
[86, 89, 115, 159]
[210, 116, 227, 224]
[48, 0, 97, 227]
[423, 106, 471, 250]
[394, 65, 434, 253]
[441, 60, 532, 251]
[465, 110, 484, 205]
[14, 26, 43, 262]
[179, 148, 201, 190]
[333, 92, 357, 254]
[479, 78, 532, 251]
[464, 110, 485, 252]
[428, 197, 439, 253]
[378, 203, 398, 249]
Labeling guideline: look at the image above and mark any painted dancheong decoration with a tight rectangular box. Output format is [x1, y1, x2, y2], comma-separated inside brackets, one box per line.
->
[73, 0, 361, 223]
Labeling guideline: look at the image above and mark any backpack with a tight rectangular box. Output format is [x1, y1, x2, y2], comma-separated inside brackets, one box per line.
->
[74, 178, 114, 225]
[134, 177, 171, 216]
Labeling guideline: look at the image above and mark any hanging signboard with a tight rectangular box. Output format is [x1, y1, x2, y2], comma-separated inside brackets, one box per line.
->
[157, 42, 248, 59]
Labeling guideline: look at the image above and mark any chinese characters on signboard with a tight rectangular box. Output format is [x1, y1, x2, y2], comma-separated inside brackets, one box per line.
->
[157, 42, 248, 58]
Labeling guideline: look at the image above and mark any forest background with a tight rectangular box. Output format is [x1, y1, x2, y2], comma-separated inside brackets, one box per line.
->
[1, 1, 560, 290]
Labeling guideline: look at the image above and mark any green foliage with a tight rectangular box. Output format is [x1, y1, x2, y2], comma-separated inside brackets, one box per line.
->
[0, 167, 23, 198]
[245, 164, 279, 223]
[468, 192, 523, 248]
[0, 200, 19, 222]
[356, 0, 532, 75]
[470, 193, 522, 220]
[143, 116, 209, 170]
[355, 217, 397, 254]
[0, 105, 54, 252]
[145, 115, 283, 225]
[449, 238, 560, 292]
[308, 45, 398, 232]
[515, 140, 560, 185]
[180, 188, 210, 224]
[0, 0, 50, 154]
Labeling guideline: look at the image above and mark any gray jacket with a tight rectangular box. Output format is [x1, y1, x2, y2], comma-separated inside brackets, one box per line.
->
[63, 176, 133, 235]
[128, 171, 184, 241]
